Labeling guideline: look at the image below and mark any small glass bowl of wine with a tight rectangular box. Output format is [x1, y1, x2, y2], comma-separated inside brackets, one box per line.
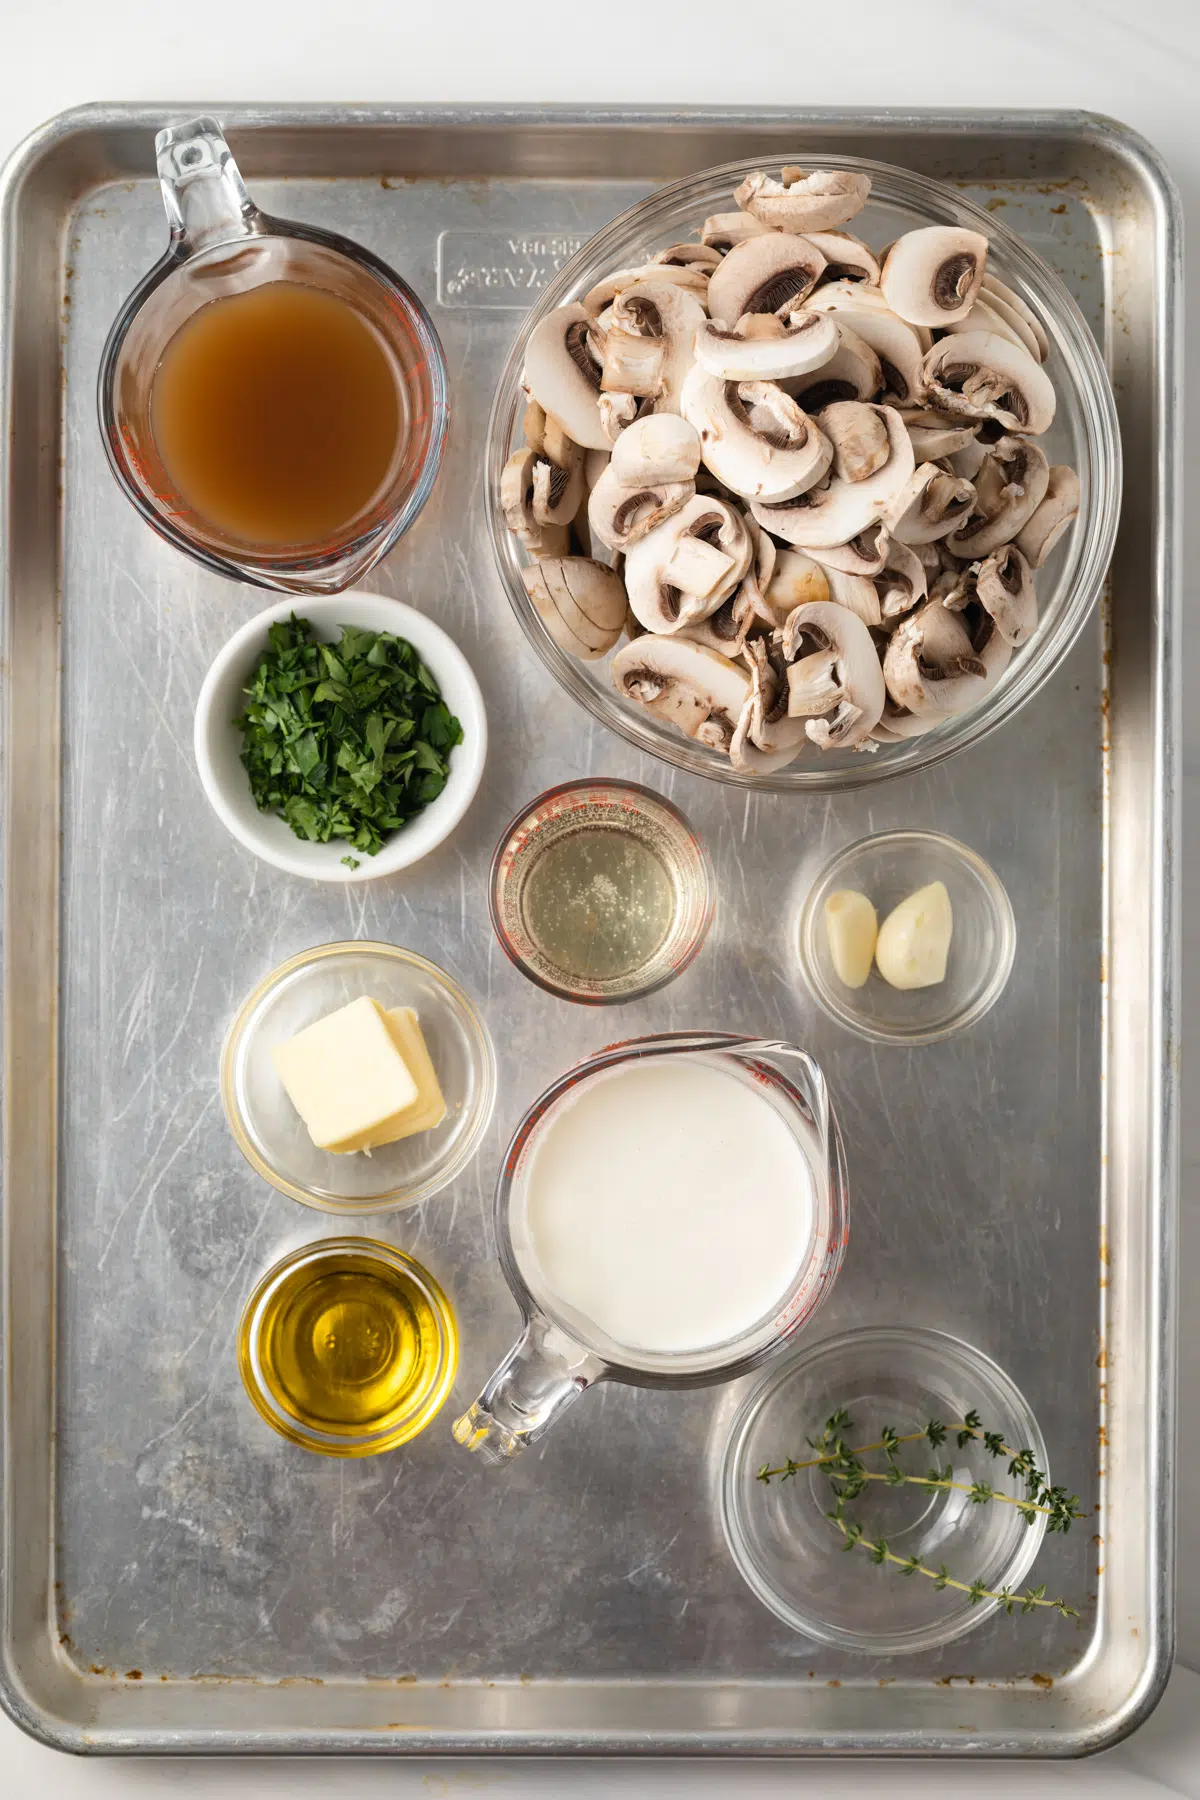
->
[489, 780, 715, 1005]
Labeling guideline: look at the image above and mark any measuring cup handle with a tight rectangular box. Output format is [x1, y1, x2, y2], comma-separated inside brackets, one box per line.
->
[452, 1317, 605, 1465]
[155, 117, 262, 258]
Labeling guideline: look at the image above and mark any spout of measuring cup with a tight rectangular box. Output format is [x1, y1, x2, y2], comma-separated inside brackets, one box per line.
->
[155, 117, 263, 258]
[453, 1317, 605, 1465]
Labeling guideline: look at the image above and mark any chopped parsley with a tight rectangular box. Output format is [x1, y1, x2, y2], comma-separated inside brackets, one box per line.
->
[236, 615, 464, 857]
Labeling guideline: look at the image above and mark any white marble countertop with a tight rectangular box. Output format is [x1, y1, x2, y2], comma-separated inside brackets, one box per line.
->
[0, 0, 1195, 1790]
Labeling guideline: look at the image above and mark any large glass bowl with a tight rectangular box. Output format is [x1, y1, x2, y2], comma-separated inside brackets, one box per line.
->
[486, 155, 1121, 792]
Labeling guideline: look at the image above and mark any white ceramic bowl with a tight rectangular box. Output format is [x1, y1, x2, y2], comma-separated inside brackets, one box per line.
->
[194, 593, 487, 881]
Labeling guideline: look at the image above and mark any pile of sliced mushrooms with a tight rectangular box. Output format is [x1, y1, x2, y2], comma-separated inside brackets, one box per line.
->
[501, 166, 1081, 772]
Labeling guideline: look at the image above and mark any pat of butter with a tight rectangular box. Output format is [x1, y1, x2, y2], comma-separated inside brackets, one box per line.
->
[272, 995, 419, 1152]
[324, 1008, 447, 1154]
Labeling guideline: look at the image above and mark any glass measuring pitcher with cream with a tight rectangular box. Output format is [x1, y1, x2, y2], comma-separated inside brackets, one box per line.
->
[98, 118, 448, 593]
[453, 1033, 848, 1463]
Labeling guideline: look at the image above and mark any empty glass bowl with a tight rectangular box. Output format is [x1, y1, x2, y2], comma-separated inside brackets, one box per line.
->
[486, 154, 1120, 791]
[489, 779, 714, 1003]
[720, 1326, 1050, 1655]
[221, 941, 496, 1212]
[797, 829, 1015, 1045]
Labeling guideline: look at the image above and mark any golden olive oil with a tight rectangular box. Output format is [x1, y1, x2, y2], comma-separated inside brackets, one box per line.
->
[238, 1240, 456, 1455]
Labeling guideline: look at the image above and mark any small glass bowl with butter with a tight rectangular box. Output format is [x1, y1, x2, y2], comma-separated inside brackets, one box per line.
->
[797, 830, 1015, 1046]
[222, 941, 496, 1211]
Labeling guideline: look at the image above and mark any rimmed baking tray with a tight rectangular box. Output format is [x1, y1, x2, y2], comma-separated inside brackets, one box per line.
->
[0, 104, 1180, 1755]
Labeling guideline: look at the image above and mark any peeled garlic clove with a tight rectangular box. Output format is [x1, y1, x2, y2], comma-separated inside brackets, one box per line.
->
[823, 888, 878, 989]
[874, 881, 953, 989]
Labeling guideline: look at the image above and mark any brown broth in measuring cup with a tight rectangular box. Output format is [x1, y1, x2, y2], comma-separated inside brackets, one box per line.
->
[150, 282, 405, 549]
[99, 118, 447, 591]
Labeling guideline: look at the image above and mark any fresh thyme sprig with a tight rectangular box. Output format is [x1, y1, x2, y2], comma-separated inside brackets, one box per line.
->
[758, 1408, 1084, 1619]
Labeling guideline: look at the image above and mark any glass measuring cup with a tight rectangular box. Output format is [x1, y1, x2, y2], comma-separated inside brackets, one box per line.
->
[453, 1033, 848, 1464]
[98, 118, 449, 593]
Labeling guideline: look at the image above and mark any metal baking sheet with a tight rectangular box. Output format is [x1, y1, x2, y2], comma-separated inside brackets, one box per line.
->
[0, 105, 1179, 1756]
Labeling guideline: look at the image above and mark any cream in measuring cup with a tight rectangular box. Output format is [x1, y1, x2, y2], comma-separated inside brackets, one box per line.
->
[454, 1034, 848, 1464]
[521, 1057, 815, 1357]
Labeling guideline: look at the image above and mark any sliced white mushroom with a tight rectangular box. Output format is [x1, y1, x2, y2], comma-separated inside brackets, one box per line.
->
[1015, 465, 1080, 567]
[598, 391, 641, 443]
[522, 559, 627, 661]
[501, 446, 578, 554]
[897, 408, 980, 463]
[781, 599, 885, 749]
[885, 462, 976, 545]
[747, 405, 912, 549]
[623, 494, 752, 632]
[980, 273, 1050, 361]
[803, 524, 892, 577]
[785, 322, 882, 413]
[652, 242, 722, 271]
[582, 263, 709, 316]
[609, 413, 702, 486]
[730, 637, 809, 772]
[874, 583, 1012, 741]
[681, 366, 833, 503]
[522, 396, 549, 453]
[732, 509, 780, 626]
[735, 167, 872, 234]
[873, 538, 929, 621]
[942, 294, 1042, 362]
[531, 441, 585, 527]
[947, 437, 1050, 558]
[693, 310, 839, 382]
[806, 231, 881, 284]
[882, 598, 988, 715]
[678, 594, 755, 659]
[923, 332, 1056, 436]
[805, 281, 928, 405]
[600, 280, 707, 414]
[523, 303, 609, 450]
[572, 450, 618, 565]
[963, 597, 1015, 681]
[821, 564, 882, 626]
[948, 436, 987, 481]
[700, 211, 773, 251]
[820, 401, 893, 484]
[880, 227, 989, 327]
[611, 635, 751, 754]
[586, 460, 694, 551]
[765, 547, 831, 620]
[600, 327, 666, 398]
[707, 232, 827, 326]
[973, 543, 1038, 646]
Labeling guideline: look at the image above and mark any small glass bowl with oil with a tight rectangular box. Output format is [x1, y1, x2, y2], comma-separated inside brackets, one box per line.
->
[237, 1238, 458, 1456]
[489, 780, 715, 1005]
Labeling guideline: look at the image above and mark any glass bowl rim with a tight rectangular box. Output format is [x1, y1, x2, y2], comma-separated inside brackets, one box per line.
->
[486, 151, 1121, 792]
[796, 827, 1016, 1046]
[719, 1322, 1050, 1654]
[220, 939, 497, 1212]
[487, 777, 716, 1005]
[236, 1233, 458, 1454]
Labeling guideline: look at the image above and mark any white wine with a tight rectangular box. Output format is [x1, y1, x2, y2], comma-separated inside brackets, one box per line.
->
[491, 782, 713, 1003]
[520, 826, 675, 983]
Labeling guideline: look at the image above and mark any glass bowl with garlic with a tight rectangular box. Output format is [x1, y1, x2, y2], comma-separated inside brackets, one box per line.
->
[797, 829, 1015, 1044]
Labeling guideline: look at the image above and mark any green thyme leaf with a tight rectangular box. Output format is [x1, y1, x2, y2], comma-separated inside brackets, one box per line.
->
[235, 614, 463, 857]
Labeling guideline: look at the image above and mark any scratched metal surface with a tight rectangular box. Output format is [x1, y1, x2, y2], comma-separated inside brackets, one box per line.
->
[0, 109, 1176, 1754]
